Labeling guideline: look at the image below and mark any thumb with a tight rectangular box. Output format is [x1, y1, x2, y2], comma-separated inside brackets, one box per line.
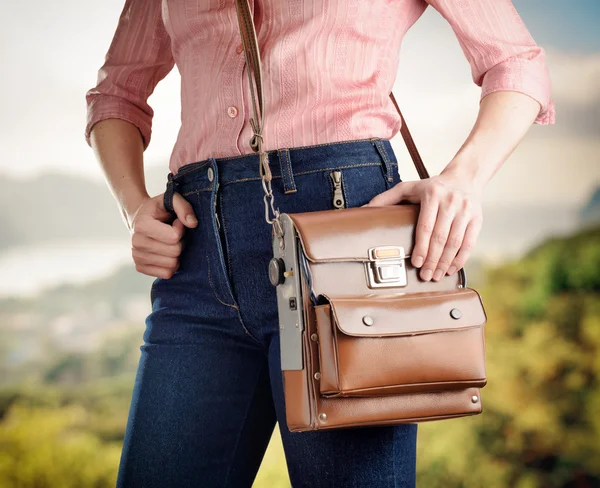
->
[172, 192, 198, 228]
[364, 181, 415, 207]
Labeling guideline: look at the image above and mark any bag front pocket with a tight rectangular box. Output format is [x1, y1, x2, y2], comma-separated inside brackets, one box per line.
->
[314, 288, 487, 397]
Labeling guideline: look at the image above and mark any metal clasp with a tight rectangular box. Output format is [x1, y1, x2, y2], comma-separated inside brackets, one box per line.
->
[365, 246, 407, 288]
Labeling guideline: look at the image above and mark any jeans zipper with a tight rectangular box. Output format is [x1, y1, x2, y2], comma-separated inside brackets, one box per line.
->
[329, 170, 346, 209]
[214, 182, 221, 230]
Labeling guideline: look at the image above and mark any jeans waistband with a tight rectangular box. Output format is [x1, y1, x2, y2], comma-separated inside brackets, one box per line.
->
[163, 137, 398, 215]
[170, 137, 396, 185]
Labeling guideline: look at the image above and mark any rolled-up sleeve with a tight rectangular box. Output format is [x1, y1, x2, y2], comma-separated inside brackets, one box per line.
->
[85, 0, 175, 149]
[426, 0, 555, 125]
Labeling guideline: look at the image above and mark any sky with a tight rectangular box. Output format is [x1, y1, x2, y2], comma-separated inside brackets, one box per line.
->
[0, 0, 598, 206]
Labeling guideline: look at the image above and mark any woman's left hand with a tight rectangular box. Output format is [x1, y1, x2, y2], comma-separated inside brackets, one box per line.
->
[365, 169, 484, 282]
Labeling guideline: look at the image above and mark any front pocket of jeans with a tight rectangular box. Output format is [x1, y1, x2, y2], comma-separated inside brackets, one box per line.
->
[337, 163, 399, 208]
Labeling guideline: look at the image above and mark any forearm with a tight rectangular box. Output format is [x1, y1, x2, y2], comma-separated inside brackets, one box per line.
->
[89, 118, 150, 231]
[441, 90, 541, 188]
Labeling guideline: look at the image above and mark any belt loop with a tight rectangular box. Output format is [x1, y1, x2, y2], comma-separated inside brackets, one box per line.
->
[163, 172, 178, 217]
[373, 139, 395, 189]
[277, 148, 297, 194]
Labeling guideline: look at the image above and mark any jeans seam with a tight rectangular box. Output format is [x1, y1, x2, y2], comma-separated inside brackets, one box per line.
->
[374, 139, 394, 184]
[221, 204, 264, 346]
[392, 427, 398, 488]
[221, 162, 398, 186]
[222, 364, 265, 487]
[210, 189, 264, 347]
[206, 252, 238, 309]
[219, 191, 235, 293]
[284, 149, 296, 192]
[341, 169, 349, 208]
[181, 187, 212, 196]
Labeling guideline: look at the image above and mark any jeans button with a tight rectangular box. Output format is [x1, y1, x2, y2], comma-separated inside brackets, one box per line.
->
[207, 167, 214, 182]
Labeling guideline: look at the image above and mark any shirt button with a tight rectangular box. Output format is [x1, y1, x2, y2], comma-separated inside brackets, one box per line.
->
[236, 43, 244, 54]
[227, 106, 238, 118]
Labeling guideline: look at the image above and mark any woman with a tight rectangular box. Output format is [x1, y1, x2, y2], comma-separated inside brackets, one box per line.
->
[85, 0, 554, 486]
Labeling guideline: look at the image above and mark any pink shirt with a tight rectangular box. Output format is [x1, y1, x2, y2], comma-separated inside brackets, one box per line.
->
[85, 0, 555, 175]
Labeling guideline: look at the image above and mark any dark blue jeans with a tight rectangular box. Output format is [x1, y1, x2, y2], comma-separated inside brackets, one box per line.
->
[117, 138, 418, 488]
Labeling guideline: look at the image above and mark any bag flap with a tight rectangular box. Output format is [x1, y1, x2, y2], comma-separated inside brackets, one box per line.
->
[288, 205, 419, 262]
[324, 288, 486, 337]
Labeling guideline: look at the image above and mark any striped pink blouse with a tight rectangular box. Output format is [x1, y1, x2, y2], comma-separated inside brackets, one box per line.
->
[85, 0, 555, 175]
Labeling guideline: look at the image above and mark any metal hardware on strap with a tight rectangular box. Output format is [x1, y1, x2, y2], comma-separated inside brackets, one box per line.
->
[235, 0, 285, 247]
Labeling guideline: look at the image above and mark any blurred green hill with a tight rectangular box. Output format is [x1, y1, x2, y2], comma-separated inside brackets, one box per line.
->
[0, 224, 598, 487]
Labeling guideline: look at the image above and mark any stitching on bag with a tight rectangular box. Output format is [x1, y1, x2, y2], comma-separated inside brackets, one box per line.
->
[332, 290, 475, 303]
[336, 377, 487, 396]
[304, 287, 318, 428]
[206, 252, 238, 309]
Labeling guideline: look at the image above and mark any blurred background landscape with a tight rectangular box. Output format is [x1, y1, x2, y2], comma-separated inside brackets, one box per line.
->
[1, 0, 599, 486]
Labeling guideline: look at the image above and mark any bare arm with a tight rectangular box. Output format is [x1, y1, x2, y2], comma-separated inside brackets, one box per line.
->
[368, 90, 541, 281]
[85, 0, 200, 279]
[89, 118, 197, 279]
[89, 119, 149, 231]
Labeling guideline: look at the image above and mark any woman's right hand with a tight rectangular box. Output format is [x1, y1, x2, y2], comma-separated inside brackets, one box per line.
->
[127, 192, 198, 279]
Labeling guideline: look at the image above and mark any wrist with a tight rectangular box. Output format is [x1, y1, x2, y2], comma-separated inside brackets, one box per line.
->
[121, 192, 151, 230]
[441, 152, 494, 191]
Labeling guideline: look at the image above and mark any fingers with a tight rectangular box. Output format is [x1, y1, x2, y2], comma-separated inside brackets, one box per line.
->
[410, 188, 440, 270]
[172, 192, 198, 228]
[407, 180, 482, 282]
[131, 219, 184, 278]
[132, 232, 183, 258]
[416, 198, 454, 281]
[431, 207, 470, 280]
[132, 248, 180, 270]
[135, 213, 185, 244]
[447, 214, 483, 275]
[366, 181, 417, 206]
[135, 262, 180, 279]
[129, 192, 196, 279]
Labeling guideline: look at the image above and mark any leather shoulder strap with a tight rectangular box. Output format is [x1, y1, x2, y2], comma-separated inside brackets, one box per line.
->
[389, 92, 430, 179]
[235, 0, 430, 179]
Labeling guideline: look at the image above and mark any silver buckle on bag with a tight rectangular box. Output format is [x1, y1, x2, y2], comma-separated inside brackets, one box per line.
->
[366, 246, 407, 288]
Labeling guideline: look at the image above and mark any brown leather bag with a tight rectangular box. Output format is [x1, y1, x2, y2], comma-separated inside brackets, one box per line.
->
[235, 0, 487, 432]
